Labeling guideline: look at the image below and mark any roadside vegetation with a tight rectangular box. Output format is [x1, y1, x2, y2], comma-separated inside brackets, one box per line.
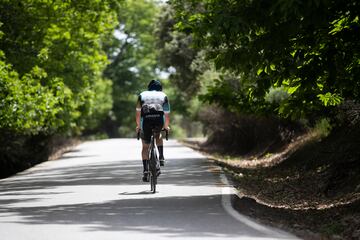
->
[0, 0, 118, 177]
[168, 0, 359, 238]
[0, 0, 359, 238]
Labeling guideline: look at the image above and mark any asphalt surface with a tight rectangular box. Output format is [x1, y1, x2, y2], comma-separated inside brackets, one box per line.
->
[0, 139, 300, 240]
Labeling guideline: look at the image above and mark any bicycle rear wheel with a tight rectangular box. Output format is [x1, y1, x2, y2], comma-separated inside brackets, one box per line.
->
[149, 150, 157, 193]
[150, 173, 156, 193]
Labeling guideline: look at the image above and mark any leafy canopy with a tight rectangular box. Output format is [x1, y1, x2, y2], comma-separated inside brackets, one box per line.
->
[0, 0, 120, 135]
[103, 0, 161, 136]
[172, 0, 360, 120]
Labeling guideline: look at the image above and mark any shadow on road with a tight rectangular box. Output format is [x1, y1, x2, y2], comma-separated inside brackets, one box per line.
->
[0, 140, 293, 239]
[0, 194, 277, 239]
[0, 157, 217, 192]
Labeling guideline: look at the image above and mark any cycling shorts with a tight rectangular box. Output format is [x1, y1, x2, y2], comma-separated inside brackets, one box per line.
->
[141, 112, 164, 144]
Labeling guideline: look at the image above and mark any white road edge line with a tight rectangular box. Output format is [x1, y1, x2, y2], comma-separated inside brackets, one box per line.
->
[220, 173, 299, 239]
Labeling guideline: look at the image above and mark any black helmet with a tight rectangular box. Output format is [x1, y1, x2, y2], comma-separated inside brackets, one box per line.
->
[148, 80, 162, 91]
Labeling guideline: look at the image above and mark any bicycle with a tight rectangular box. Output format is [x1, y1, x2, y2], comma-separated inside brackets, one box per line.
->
[138, 128, 168, 193]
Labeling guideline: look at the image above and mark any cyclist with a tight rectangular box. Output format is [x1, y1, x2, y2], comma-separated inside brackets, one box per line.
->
[136, 80, 170, 182]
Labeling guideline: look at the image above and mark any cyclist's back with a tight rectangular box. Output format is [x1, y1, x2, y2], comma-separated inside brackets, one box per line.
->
[139, 90, 168, 106]
[136, 80, 170, 182]
[138, 90, 169, 142]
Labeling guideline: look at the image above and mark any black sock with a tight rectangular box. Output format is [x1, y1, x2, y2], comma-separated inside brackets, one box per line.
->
[142, 159, 148, 172]
[157, 146, 164, 159]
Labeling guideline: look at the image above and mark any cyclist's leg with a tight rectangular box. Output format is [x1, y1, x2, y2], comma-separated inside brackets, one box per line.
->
[156, 136, 165, 165]
[141, 140, 150, 161]
[156, 115, 165, 165]
[141, 140, 150, 182]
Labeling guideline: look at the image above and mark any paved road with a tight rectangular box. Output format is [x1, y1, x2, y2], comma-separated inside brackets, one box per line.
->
[0, 139, 299, 240]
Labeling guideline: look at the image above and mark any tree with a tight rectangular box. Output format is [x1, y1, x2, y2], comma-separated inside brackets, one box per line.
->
[172, 0, 360, 121]
[0, 0, 121, 177]
[103, 0, 161, 136]
[0, 0, 119, 135]
[155, 4, 206, 114]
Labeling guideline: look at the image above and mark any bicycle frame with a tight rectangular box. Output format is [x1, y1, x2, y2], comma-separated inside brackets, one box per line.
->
[148, 131, 159, 193]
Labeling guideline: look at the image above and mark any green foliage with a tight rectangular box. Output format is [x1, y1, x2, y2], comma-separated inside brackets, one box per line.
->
[317, 92, 343, 107]
[103, 0, 161, 137]
[155, 4, 207, 114]
[265, 87, 290, 105]
[313, 118, 333, 138]
[0, 0, 119, 135]
[172, 0, 360, 120]
[0, 61, 66, 134]
[0, 0, 122, 177]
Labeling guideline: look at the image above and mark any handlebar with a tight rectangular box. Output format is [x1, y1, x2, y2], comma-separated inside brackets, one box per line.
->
[136, 128, 169, 140]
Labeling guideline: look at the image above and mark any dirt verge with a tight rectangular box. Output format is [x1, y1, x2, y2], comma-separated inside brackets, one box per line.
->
[181, 125, 360, 239]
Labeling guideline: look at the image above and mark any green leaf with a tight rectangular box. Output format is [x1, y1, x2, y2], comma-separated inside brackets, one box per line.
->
[317, 93, 343, 106]
[316, 82, 324, 91]
[270, 64, 276, 71]
[287, 85, 300, 95]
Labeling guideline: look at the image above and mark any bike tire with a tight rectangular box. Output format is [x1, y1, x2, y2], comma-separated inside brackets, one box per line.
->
[150, 173, 156, 193]
[149, 149, 157, 193]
